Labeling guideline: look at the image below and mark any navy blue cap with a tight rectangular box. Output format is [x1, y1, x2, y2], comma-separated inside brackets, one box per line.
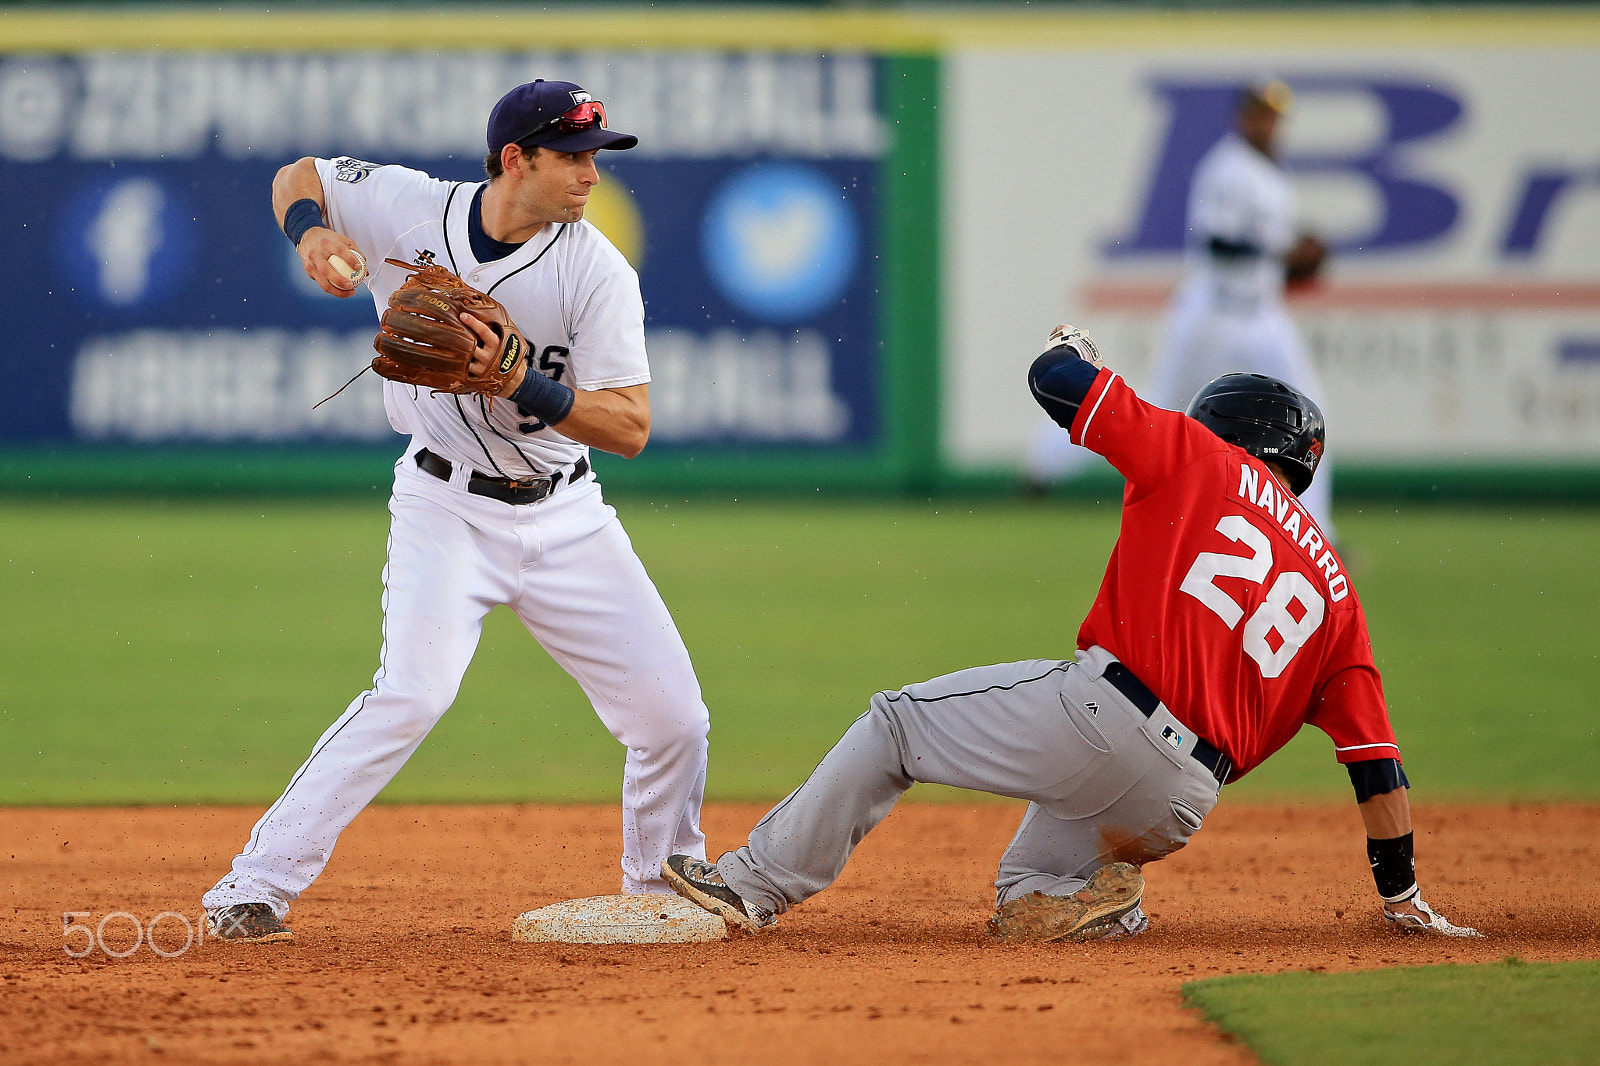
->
[487, 79, 639, 154]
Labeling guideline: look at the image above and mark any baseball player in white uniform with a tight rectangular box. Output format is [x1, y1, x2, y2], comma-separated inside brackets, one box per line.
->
[1027, 80, 1334, 531]
[202, 79, 711, 944]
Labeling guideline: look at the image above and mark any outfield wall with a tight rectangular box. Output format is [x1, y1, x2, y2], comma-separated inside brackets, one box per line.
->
[941, 12, 1600, 491]
[1, 7, 1596, 496]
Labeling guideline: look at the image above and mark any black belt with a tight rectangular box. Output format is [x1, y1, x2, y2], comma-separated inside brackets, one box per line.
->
[1101, 661, 1232, 785]
[415, 448, 588, 505]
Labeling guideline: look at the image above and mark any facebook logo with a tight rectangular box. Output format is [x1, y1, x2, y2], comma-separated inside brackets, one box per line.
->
[1104, 75, 1466, 257]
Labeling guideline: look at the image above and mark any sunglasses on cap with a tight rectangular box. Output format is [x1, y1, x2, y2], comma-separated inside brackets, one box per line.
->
[517, 101, 608, 146]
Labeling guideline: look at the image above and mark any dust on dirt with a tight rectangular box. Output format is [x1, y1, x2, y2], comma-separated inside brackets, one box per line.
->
[5, 801, 1597, 1065]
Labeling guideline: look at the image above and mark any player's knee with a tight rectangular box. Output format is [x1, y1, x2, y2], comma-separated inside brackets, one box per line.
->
[360, 678, 461, 738]
[661, 711, 710, 753]
[619, 702, 710, 755]
[858, 696, 914, 759]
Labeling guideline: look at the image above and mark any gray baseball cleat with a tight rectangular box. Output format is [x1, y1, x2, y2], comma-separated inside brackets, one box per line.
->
[205, 903, 293, 944]
[1072, 902, 1150, 941]
[661, 855, 775, 934]
[988, 862, 1145, 943]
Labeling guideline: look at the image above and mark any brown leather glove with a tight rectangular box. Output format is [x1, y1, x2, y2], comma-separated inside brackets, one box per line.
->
[1284, 233, 1328, 289]
[372, 259, 524, 394]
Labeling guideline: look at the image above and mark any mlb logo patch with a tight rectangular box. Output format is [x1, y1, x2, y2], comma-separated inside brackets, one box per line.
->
[1160, 725, 1184, 751]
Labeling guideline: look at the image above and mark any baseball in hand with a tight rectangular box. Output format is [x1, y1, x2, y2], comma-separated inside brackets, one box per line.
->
[329, 251, 368, 288]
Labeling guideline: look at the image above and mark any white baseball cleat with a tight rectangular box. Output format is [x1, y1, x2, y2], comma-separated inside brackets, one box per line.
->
[1384, 896, 1483, 937]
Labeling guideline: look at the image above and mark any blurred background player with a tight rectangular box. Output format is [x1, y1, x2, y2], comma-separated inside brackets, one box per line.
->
[1025, 79, 1333, 531]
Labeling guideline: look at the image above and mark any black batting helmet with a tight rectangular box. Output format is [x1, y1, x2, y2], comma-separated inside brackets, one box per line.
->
[1185, 373, 1325, 495]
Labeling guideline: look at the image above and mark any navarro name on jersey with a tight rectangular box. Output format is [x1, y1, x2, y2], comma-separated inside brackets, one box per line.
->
[1236, 463, 1350, 603]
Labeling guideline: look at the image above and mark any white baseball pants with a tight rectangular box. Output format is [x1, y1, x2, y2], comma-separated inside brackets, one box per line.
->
[205, 452, 710, 917]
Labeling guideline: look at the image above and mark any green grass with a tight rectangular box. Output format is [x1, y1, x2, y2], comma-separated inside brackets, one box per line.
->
[1183, 959, 1600, 1066]
[1229, 503, 1600, 801]
[0, 497, 1595, 804]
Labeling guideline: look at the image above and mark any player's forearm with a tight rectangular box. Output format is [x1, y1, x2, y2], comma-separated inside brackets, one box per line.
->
[500, 376, 649, 459]
[557, 386, 650, 458]
[270, 158, 366, 297]
[1359, 786, 1417, 907]
[1357, 785, 1412, 839]
[468, 319, 648, 455]
[271, 157, 326, 230]
[1359, 787, 1480, 935]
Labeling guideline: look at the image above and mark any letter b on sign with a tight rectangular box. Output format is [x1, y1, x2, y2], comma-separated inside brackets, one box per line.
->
[1105, 75, 1464, 257]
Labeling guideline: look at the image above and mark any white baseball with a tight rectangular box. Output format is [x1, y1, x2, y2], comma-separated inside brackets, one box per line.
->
[329, 251, 367, 287]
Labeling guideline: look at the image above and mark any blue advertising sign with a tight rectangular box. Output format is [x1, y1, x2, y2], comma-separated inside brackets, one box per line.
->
[0, 51, 887, 452]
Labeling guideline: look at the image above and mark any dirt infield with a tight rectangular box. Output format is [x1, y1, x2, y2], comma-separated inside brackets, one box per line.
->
[6, 801, 1598, 1065]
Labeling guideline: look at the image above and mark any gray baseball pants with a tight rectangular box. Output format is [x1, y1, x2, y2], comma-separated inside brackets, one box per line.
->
[716, 646, 1222, 914]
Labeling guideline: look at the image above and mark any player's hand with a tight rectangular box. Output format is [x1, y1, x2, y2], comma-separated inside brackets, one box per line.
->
[461, 312, 530, 397]
[296, 229, 367, 298]
[1044, 323, 1105, 370]
[1383, 894, 1483, 937]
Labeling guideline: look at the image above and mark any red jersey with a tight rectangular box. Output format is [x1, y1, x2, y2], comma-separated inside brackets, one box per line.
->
[1069, 370, 1400, 779]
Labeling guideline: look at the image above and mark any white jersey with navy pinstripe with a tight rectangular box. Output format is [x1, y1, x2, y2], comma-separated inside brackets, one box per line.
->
[316, 156, 648, 480]
[202, 154, 711, 914]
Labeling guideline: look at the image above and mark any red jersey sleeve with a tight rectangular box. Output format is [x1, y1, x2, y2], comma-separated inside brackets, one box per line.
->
[1305, 609, 1401, 763]
[1069, 370, 1212, 498]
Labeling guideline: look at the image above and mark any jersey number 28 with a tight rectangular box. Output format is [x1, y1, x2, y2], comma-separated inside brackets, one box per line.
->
[1179, 515, 1325, 679]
